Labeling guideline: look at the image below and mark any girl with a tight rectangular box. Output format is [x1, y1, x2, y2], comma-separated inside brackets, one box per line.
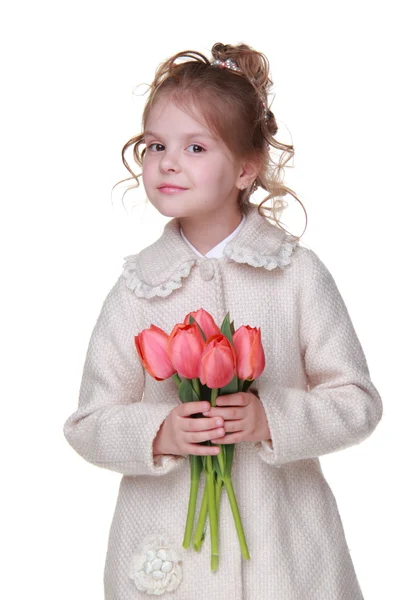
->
[63, 42, 383, 599]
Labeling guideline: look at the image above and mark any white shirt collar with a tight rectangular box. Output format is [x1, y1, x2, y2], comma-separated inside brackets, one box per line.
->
[179, 213, 247, 258]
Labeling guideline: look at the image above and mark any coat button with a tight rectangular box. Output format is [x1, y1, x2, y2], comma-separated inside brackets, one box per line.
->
[199, 260, 215, 281]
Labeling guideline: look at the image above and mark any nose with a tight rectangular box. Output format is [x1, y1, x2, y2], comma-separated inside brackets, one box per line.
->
[159, 148, 181, 173]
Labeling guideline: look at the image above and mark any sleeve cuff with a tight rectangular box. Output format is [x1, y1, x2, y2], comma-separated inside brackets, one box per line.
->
[255, 438, 282, 466]
[153, 454, 186, 468]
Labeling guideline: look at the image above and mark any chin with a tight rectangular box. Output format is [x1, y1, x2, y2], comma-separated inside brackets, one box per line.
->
[147, 200, 184, 218]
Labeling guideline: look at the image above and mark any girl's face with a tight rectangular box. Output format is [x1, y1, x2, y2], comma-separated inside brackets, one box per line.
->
[142, 94, 244, 221]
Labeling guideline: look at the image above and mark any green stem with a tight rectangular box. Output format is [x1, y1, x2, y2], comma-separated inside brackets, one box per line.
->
[211, 388, 226, 478]
[224, 475, 250, 560]
[192, 481, 208, 552]
[192, 377, 201, 399]
[182, 455, 202, 549]
[215, 473, 223, 527]
[172, 373, 182, 386]
[205, 456, 219, 571]
[172, 375, 205, 551]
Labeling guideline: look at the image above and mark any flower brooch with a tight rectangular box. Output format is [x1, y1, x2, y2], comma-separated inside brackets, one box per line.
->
[129, 534, 183, 595]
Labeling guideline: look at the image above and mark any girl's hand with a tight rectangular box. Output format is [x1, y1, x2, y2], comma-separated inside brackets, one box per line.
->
[203, 392, 271, 445]
[153, 401, 225, 457]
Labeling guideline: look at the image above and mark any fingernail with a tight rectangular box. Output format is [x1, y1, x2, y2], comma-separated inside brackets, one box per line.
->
[203, 411, 211, 416]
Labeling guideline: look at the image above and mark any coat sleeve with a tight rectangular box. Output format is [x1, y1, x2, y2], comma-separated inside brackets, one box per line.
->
[63, 274, 187, 477]
[254, 248, 383, 467]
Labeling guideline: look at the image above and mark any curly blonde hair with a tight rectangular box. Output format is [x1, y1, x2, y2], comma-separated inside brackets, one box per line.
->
[114, 42, 307, 239]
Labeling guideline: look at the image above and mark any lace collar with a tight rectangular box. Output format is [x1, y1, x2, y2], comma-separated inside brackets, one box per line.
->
[122, 203, 299, 299]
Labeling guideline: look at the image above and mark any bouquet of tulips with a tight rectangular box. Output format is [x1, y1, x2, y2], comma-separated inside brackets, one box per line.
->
[134, 308, 265, 572]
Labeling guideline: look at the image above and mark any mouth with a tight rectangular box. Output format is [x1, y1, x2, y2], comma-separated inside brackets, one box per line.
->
[157, 185, 188, 193]
[158, 184, 187, 189]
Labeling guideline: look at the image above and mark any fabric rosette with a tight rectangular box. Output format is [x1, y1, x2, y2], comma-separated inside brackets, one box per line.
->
[134, 308, 265, 571]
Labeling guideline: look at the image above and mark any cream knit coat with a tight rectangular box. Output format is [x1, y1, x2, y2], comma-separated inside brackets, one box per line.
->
[63, 203, 382, 599]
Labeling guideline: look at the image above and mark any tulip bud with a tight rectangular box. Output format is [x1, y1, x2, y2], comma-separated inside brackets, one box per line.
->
[184, 308, 220, 341]
[166, 323, 206, 379]
[232, 325, 265, 380]
[199, 334, 236, 389]
[135, 325, 176, 381]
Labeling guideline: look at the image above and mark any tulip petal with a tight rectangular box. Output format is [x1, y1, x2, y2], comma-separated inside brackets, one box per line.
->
[167, 323, 206, 379]
[200, 335, 236, 388]
[135, 325, 176, 380]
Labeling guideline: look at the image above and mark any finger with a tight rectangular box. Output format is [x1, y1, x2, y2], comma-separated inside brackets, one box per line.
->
[210, 431, 243, 444]
[204, 395, 247, 416]
[203, 407, 244, 421]
[215, 393, 247, 406]
[180, 401, 210, 416]
[185, 416, 224, 432]
[218, 419, 242, 433]
[186, 426, 225, 444]
[187, 443, 220, 456]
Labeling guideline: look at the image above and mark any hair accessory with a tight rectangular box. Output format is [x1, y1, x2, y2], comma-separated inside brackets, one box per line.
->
[261, 101, 269, 120]
[211, 58, 269, 121]
[210, 58, 241, 72]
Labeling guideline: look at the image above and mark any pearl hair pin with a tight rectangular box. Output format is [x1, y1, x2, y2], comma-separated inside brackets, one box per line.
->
[210, 58, 241, 71]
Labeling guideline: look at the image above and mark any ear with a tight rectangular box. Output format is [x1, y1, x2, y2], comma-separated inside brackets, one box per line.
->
[235, 158, 260, 191]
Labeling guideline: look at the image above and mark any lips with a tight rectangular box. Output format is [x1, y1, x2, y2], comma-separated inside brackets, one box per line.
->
[158, 184, 187, 190]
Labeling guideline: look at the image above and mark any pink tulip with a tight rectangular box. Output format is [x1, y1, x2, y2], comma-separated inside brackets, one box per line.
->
[166, 323, 207, 379]
[232, 325, 265, 380]
[183, 308, 221, 341]
[134, 325, 176, 381]
[199, 334, 237, 389]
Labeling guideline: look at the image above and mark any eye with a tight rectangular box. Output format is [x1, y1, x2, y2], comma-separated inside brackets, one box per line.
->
[146, 142, 205, 153]
[187, 144, 205, 153]
[148, 143, 165, 152]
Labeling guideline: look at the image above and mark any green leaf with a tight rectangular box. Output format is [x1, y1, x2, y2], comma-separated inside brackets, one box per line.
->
[220, 312, 232, 341]
[219, 314, 238, 395]
[220, 374, 238, 395]
[189, 316, 207, 342]
[178, 379, 194, 403]
[178, 378, 201, 403]
[189, 380, 201, 401]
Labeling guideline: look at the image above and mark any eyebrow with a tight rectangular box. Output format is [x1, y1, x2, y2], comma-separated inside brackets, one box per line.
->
[143, 130, 215, 140]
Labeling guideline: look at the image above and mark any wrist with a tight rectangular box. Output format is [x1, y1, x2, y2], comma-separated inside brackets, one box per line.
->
[250, 388, 271, 442]
[153, 420, 183, 458]
[153, 421, 166, 456]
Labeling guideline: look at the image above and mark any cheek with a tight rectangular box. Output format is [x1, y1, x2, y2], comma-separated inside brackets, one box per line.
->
[193, 167, 210, 187]
[142, 156, 154, 186]
[142, 156, 149, 177]
[194, 160, 228, 188]
[203, 168, 234, 192]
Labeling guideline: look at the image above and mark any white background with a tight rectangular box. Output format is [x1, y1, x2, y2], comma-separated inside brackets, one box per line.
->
[1, 1, 398, 598]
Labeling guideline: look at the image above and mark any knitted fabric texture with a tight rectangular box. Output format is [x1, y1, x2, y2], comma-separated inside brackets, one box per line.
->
[63, 203, 382, 599]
